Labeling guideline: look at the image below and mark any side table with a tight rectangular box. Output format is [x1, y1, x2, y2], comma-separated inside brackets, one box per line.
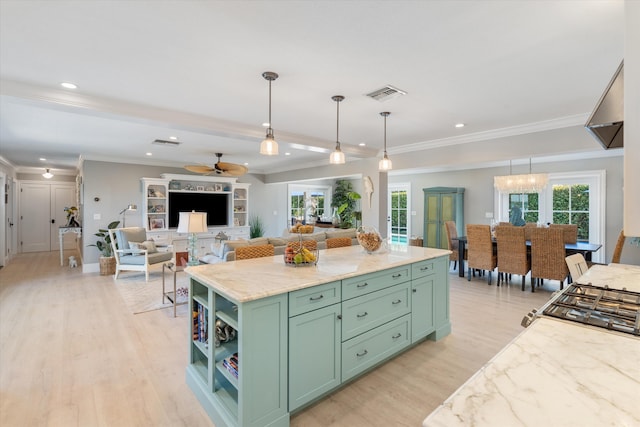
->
[162, 262, 188, 317]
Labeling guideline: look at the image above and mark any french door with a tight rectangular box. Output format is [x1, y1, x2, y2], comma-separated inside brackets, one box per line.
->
[388, 183, 410, 245]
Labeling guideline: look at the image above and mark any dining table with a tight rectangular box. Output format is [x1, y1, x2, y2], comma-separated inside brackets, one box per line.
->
[451, 236, 602, 278]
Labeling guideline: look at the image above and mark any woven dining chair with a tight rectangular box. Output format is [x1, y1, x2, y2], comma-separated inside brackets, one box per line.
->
[466, 224, 497, 285]
[287, 240, 318, 252]
[523, 222, 538, 241]
[235, 244, 275, 260]
[530, 228, 569, 291]
[444, 220, 467, 272]
[611, 229, 626, 263]
[326, 237, 352, 249]
[549, 224, 578, 244]
[495, 225, 530, 291]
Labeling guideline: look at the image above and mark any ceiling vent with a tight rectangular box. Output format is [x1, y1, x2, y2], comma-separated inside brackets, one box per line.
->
[366, 85, 407, 102]
[152, 139, 182, 147]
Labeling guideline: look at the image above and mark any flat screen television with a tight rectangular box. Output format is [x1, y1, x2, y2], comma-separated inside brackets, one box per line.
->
[168, 192, 229, 228]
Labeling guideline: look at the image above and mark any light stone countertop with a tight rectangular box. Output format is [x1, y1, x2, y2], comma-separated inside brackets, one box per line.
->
[185, 244, 450, 303]
[576, 263, 640, 292]
[423, 317, 640, 427]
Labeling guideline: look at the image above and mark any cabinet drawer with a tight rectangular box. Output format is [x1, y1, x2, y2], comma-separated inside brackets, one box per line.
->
[342, 314, 411, 381]
[289, 281, 341, 317]
[342, 266, 410, 300]
[412, 259, 437, 279]
[342, 282, 410, 341]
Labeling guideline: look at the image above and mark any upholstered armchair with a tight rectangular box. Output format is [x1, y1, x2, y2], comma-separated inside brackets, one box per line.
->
[108, 227, 173, 281]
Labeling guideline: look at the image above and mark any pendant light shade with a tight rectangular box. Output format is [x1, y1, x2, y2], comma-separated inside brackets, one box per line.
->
[378, 112, 392, 171]
[260, 71, 279, 155]
[494, 159, 548, 193]
[330, 95, 346, 164]
[42, 168, 54, 179]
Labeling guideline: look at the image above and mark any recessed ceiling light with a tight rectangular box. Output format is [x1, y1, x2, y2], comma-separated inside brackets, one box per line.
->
[40, 157, 46, 161]
[169, 136, 177, 140]
[359, 143, 366, 146]
[146, 152, 153, 156]
[60, 82, 77, 89]
[285, 152, 291, 156]
[244, 162, 249, 166]
[455, 123, 465, 128]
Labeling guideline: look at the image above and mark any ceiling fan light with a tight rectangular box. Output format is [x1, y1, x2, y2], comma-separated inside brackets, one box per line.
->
[329, 146, 345, 164]
[42, 168, 54, 179]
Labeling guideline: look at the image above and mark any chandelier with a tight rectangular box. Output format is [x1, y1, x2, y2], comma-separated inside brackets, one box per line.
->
[494, 159, 548, 194]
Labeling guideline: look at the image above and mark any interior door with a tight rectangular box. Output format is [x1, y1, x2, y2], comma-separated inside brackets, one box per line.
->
[20, 182, 51, 252]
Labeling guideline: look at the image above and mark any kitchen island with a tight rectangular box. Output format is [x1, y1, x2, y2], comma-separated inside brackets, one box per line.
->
[185, 244, 451, 427]
[423, 263, 640, 427]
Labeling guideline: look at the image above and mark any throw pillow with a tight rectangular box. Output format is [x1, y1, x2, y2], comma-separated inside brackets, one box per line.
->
[142, 240, 158, 253]
[221, 240, 249, 258]
[248, 237, 269, 246]
[326, 228, 357, 239]
[128, 241, 145, 255]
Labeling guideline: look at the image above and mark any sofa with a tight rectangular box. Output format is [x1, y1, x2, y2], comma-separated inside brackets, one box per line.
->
[200, 228, 358, 264]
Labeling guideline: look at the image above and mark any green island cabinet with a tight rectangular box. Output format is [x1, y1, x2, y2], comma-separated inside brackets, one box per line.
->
[186, 251, 450, 427]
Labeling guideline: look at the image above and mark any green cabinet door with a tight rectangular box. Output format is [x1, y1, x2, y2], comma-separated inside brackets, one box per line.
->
[289, 303, 341, 411]
[411, 276, 434, 342]
[423, 187, 464, 249]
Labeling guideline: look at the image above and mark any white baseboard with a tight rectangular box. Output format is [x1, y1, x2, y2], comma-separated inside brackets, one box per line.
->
[83, 263, 100, 274]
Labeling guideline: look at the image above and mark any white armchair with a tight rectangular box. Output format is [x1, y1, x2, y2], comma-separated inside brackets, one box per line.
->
[109, 227, 172, 281]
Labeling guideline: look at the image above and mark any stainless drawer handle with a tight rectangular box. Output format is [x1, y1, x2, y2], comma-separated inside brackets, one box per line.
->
[392, 299, 402, 305]
[357, 312, 368, 318]
[309, 294, 324, 301]
[392, 333, 402, 339]
[392, 273, 402, 279]
[420, 266, 430, 271]
[356, 350, 368, 357]
[357, 282, 368, 288]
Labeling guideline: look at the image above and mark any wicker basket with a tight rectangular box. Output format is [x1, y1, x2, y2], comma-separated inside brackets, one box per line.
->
[99, 256, 116, 276]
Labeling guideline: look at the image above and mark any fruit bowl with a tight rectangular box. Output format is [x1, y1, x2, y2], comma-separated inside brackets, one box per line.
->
[356, 226, 384, 254]
[284, 246, 319, 267]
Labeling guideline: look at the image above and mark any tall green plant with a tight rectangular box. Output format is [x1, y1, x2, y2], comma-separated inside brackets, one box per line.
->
[88, 220, 120, 257]
[249, 215, 265, 238]
[331, 180, 361, 229]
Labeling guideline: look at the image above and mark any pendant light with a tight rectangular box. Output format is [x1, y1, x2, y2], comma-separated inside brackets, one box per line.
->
[378, 112, 392, 171]
[42, 168, 54, 179]
[493, 159, 548, 193]
[260, 71, 279, 155]
[329, 95, 346, 164]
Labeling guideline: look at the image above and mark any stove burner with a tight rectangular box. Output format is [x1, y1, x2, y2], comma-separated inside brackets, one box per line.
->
[542, 284, 640, 336]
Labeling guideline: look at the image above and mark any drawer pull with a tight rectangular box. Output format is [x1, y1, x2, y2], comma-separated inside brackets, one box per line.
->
[412, 288, 417, 293]
[337, 314, 342, 320]
[309, 294, 324, 301]
[357, 282, 369, 288]
[356, 350, 368, 357]
[392, 273, 402, 279]
[357, 312, 368, 318]
[392, 333, 402, 339]
[420, 266, 430, 271]
[392, 299, 402, 305]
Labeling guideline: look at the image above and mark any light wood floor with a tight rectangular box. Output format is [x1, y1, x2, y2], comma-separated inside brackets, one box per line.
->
[0, 253, 557, 427]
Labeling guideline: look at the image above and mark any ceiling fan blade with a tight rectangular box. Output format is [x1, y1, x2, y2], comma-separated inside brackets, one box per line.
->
[184, 165, 215, 174]
[216, 161, 248, 177]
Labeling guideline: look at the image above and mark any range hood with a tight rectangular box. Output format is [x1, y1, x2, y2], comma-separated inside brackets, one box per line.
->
[585, 61, 624, 149]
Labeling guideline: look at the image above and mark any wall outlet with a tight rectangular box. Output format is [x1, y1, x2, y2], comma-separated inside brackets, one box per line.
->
[485, 212, 493, 219]
[93, 213, 101, 220]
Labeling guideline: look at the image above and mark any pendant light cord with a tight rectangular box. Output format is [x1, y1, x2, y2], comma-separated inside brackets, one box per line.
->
[383, 114, 387, 155]
[336, 98, 340, 147]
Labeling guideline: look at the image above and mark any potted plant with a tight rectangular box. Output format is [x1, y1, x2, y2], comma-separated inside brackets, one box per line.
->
[249, 215, 265, 238]
[88, 220, 120, 275]
[331, 180, 361, 229]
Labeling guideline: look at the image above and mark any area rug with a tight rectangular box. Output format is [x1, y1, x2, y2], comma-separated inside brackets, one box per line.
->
[113, 269, 190, 314]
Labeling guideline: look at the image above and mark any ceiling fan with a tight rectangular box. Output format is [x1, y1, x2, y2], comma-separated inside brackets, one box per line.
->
[184, 153, 248, 177]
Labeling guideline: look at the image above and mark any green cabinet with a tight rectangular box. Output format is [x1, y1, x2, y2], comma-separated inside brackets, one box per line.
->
[423, 187, 465, 249]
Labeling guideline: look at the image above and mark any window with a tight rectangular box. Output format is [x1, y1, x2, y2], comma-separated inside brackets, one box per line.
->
[497, 170, 605, 263]
[288, 184, 331, 225]
[388, 183, 410, 245]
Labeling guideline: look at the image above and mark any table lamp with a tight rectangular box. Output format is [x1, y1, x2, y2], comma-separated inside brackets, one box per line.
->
[177, 211, 208, 266]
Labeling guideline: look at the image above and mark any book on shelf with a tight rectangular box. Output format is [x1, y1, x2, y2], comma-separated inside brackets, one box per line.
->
[192, 302, 208, 344]
[222, 353, 239, 378]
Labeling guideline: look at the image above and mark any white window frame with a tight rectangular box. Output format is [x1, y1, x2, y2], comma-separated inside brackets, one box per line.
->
[287, 184, 332, 225]
[496, 170, 606, 263]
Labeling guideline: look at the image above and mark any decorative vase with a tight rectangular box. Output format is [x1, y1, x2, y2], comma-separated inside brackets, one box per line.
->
[331, 207, 340, 227]
[356, 226, 384, 254]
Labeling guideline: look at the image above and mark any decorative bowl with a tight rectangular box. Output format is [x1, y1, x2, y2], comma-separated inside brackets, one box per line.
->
[356, 226, 384, 254]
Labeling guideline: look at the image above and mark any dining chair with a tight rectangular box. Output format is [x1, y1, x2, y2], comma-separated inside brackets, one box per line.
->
[445, 220, 467, 272]
[611, 229, 626, 263]
[523, 222, 538, 241]
[466, 224, 497, 285]
[326, 237, 352, 249]
[549, 224, 578, 244]
[530, 227, 569, 291]
[495, 225, 530, 291]
[565, 253, 589, 283]
[287, 240, 318, 252]
[235, 244, 275, 260]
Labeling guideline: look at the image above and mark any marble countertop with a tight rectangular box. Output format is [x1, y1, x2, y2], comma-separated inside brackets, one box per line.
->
[576, 263, 640, 292]
[185, 244, 450, 303]
[423, 317, 640, 427]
